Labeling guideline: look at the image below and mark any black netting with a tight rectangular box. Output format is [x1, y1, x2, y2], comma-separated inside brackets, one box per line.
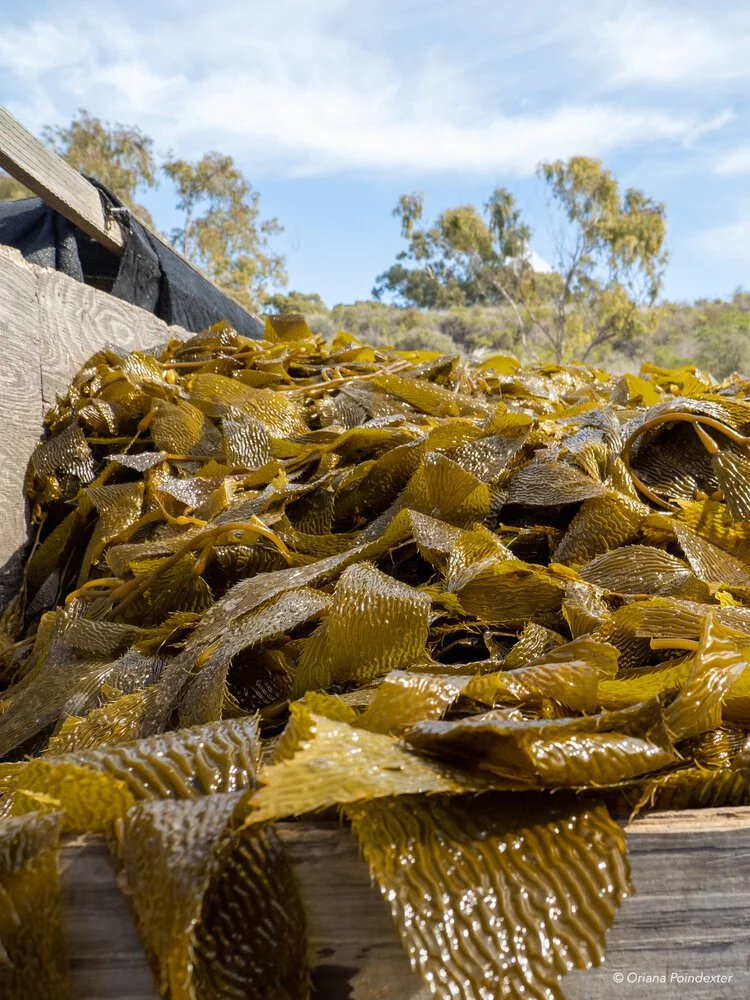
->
[0, 182, 263, 339]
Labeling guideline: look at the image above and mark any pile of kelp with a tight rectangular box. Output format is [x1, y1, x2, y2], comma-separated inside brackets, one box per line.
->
[2, 315, 750, 999]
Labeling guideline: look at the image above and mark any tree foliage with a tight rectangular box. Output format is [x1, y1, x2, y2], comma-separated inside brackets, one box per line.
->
[376, 157, 668, 364]
[264, 290, 328, 315]
[43, 109, 157, 224]
[0, 173, 31, 200]
[689, 307, 750, 380]
[373, 190, 533, 310]
[163, 153, 286, 311]
[535, 157, 668, 363]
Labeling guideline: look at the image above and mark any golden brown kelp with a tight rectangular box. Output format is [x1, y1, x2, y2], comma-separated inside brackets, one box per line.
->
[110, 794, 308, 1000]
[348, 794, 631, 1000]
[3, 319, 750, 997]
[0, 811, 70, 999]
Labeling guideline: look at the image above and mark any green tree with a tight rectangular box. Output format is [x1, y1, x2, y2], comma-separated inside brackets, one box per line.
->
[376, 157, 668, 364]
[691, 309, 750, 380]
[532, 157, 667, 363]
[265, 290, 328, 314]
[163, 152, 286, 311]
[42, 109, 157, 224]
[0, 173, 31, 200]
[373, 190, 532, 310]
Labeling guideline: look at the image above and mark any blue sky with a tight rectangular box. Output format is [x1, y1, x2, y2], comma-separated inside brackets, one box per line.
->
[2, 0, 750, 306]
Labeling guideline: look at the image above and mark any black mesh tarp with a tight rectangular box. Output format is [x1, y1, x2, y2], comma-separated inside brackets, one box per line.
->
[0, 185, 263, 339]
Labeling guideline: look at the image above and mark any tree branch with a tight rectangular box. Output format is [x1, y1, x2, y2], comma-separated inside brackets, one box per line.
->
[580, 299, 638, 362]
[475, 255, 557, 358]
[512, 279, 558, 355]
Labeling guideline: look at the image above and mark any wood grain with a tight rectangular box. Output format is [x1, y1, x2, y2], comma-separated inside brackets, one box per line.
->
[61, 839, 157, 1000]
[35, 266, 183, 406]
[0, 107, 126, 253]
[61, 811, 750, 1000]
[0, 246, 43, 602]
[0, 246, 186, 604]
[564, 807, 750, 1000]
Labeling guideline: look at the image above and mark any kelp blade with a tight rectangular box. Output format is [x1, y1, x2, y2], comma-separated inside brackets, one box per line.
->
[6, 323, 750, 998]
[348, 794, 631, 1000]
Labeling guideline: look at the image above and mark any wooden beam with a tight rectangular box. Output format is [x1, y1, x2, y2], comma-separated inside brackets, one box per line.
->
[0, 105, 263, 331]
[0, 107, 126, 253]
[61, 810, 750, 1000]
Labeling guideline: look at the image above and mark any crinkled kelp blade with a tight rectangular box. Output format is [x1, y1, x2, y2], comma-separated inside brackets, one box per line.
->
[324, 562, 431, 685]
[110, 794, 309, 999]
[632, 764, 750, 814]
[45, 688, 153, 753]
[464, 636, 618, 713]
[246, 709, 495, 824]
[348, 794, 631, 1000]
[0, 810, 70, 999]
[4, 760, 135, 833]
[55, 716, 261, 800]
[406, 701, 675, 788]
[355, 671, 470, 734]
[664, 615, 750, 740]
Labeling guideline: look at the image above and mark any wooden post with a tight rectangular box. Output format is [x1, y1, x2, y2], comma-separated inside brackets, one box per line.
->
[0, 107, 126, 253]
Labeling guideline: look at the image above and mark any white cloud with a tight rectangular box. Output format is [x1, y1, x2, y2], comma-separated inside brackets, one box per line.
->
[0, 11, 138, 77]
[594, 5, 750, 87]
[158, 86, 696, 176]
[716, 147, 750, 175]
[0, 1, 732, 177]
[529, 249, 553, 273]
[0, 21, 80, 76]
[683, 110, 735, 147]
[695, 218, 750, 259]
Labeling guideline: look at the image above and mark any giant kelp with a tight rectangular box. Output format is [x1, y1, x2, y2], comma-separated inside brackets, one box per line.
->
[2, 318, 750, 997]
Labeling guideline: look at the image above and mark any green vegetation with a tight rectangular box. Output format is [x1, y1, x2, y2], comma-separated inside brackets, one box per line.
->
[43, 110, 158, 224]
[0, 172, 30, 200]
[0, 111, 748, 376]
[265, 294, 750, 380]
[649, 295, 750, 377]
[164, 153, 285, 311]
[372, 157, 667, 364]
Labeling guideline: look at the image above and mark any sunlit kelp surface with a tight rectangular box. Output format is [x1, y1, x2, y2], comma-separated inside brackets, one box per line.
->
[3, 317, 750, 998]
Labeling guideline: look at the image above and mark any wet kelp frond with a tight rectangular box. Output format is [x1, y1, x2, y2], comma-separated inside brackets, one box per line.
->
[3, 318, 750, 997]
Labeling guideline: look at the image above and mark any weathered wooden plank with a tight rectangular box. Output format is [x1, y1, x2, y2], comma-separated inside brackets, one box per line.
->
[61, 839, 157, 1000]
[35, 264, 183, 407]
[0, 246, 43, 602]
[60, 810, 750, 1000]
[278, 824, 431, 1000]
[563, 808, 750, 1000]
[0, 246, 187, 604]
[0, 107, 126, 253]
